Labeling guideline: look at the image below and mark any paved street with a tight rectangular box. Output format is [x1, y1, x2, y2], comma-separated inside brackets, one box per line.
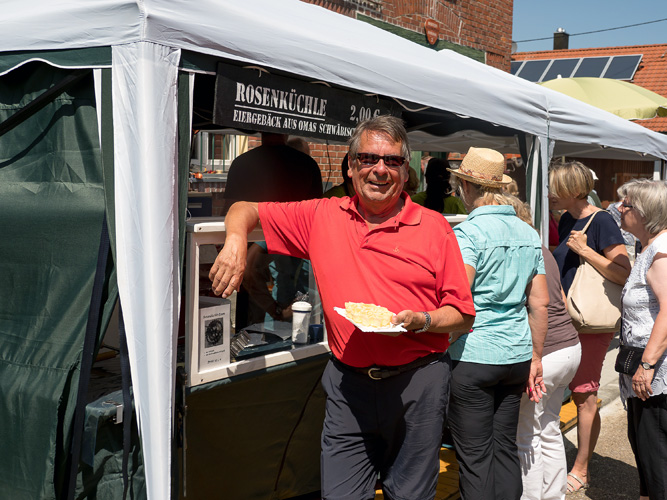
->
[563, 335, 641, 499]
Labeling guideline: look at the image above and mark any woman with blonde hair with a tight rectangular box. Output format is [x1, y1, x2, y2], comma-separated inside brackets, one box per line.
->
[504, 178, 520, 197]
[447, 147, 549, 499]
[548, 160, 631, 494]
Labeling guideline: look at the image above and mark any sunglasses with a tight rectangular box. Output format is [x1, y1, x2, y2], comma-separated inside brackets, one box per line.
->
[621, 201, 634, 209]
[355, 153, 406, 168]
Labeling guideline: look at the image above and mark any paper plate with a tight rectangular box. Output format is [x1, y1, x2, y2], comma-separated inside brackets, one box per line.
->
[334, 307, 407, 333]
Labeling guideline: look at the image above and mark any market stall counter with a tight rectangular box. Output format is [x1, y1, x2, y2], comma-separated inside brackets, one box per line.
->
[180, 354, 328, 499]
[179, 218, 329, 499]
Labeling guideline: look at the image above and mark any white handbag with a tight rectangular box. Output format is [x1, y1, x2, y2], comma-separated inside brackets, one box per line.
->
[566, 212, 623, 333]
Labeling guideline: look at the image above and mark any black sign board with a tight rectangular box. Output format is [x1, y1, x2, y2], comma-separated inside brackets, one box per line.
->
[213, 63, 401, 142]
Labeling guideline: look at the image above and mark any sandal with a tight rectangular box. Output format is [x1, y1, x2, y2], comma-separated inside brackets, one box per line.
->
[566, 472, 589, 494]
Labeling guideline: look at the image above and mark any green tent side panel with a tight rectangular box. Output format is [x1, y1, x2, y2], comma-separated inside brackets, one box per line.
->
[0, 61, 116, 499]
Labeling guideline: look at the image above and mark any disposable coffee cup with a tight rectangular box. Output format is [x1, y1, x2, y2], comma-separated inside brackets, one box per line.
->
[291, 301, 312, 344]
[308, 324, 324, 343]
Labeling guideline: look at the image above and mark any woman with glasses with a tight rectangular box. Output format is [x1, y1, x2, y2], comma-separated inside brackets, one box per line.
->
[618, 179, 667, 500]
[607, 179, 645, 261]
[548, 161, 631, 494]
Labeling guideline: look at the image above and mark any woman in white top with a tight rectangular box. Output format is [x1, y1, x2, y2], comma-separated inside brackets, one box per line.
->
[618, 179, 667, 500]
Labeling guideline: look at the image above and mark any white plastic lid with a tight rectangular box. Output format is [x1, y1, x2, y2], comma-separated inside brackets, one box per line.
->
[292, 301, 312, 312]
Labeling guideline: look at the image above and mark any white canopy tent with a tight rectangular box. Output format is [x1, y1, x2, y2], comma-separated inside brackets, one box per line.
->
[3, 1, 667, 498]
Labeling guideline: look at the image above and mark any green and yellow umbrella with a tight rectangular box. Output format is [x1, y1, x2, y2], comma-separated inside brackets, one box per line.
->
[539, 77, 667, 120]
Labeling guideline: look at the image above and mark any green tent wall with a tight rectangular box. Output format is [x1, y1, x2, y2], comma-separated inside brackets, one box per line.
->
[0, 60, 118, 498]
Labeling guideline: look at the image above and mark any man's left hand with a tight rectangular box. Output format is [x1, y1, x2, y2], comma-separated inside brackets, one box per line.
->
[392, 310, 423, 332]
[372, 310, 417, 337]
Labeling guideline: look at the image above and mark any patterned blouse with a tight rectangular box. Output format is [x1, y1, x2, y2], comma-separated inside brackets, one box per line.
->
[619, 232, 667, 403]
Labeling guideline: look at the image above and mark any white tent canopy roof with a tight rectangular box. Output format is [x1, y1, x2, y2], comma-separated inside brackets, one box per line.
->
[4, 0, 667, 160]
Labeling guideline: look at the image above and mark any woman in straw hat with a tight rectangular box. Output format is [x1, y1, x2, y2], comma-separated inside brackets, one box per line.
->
[447, 147, 549, 499]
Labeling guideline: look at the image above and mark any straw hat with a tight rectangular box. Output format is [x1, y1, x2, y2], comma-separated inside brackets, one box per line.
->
[448, 147, 511, 187]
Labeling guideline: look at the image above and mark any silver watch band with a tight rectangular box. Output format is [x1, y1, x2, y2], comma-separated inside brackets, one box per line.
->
[413, 311, 431, 333]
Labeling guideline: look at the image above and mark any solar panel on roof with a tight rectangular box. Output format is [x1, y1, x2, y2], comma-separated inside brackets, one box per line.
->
[512, 54, 644, 82]
[542, 59, 579, 81]
[603, 55, 642, 80]
[516, 59, 551, 82]
[573, 57, 610, 77]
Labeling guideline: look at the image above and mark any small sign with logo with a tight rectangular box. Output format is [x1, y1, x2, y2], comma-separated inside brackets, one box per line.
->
[213, 62, 401, 142]
[425, 19, 439, 46]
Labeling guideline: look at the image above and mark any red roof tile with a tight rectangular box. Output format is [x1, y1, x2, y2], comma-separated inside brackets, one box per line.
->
[513, 44, 667, 133]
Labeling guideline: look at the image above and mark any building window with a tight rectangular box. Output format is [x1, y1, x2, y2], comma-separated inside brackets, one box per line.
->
[190, 132, 248, 174]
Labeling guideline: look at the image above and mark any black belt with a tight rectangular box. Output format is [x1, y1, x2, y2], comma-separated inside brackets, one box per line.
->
[331, 352, 444, 380]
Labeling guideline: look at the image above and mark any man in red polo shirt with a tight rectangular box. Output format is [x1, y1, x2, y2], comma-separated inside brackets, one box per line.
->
[210, 115, 475, 500]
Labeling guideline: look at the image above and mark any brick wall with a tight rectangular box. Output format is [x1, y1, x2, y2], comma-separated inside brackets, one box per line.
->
[300, 0, 513, 70]
[309, 143, 349, 186]
[222, 0, 514, 189]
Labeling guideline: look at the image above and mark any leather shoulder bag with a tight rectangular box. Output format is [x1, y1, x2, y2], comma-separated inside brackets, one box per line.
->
[566, 211, 623, 333]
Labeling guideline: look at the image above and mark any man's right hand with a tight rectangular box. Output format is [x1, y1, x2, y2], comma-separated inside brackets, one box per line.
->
[208, 201, 260, 297]
[209, 233, 248, 297]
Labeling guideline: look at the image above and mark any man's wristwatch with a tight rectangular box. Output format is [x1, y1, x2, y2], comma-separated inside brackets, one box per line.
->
[641, 361, 656, 370]
[413, 311, 431, 333]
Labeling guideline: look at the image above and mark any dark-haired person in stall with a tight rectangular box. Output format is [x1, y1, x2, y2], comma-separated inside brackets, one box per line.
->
[411, 157, 466, 215]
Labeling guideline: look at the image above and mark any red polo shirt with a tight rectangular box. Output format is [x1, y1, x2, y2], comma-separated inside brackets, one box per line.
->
[258, 193, 475, 367]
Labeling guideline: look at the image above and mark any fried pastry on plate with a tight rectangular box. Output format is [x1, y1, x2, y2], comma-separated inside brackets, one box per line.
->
[344, 302, 394, 328]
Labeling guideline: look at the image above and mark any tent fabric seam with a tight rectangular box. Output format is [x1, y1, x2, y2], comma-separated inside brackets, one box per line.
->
[0, 59, 111, 77]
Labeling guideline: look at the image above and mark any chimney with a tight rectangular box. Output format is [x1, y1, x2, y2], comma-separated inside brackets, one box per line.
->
[553, 28, 569, 50]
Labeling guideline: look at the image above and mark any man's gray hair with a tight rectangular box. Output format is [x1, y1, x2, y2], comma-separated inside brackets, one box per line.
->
[348, 115, 410, 163]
